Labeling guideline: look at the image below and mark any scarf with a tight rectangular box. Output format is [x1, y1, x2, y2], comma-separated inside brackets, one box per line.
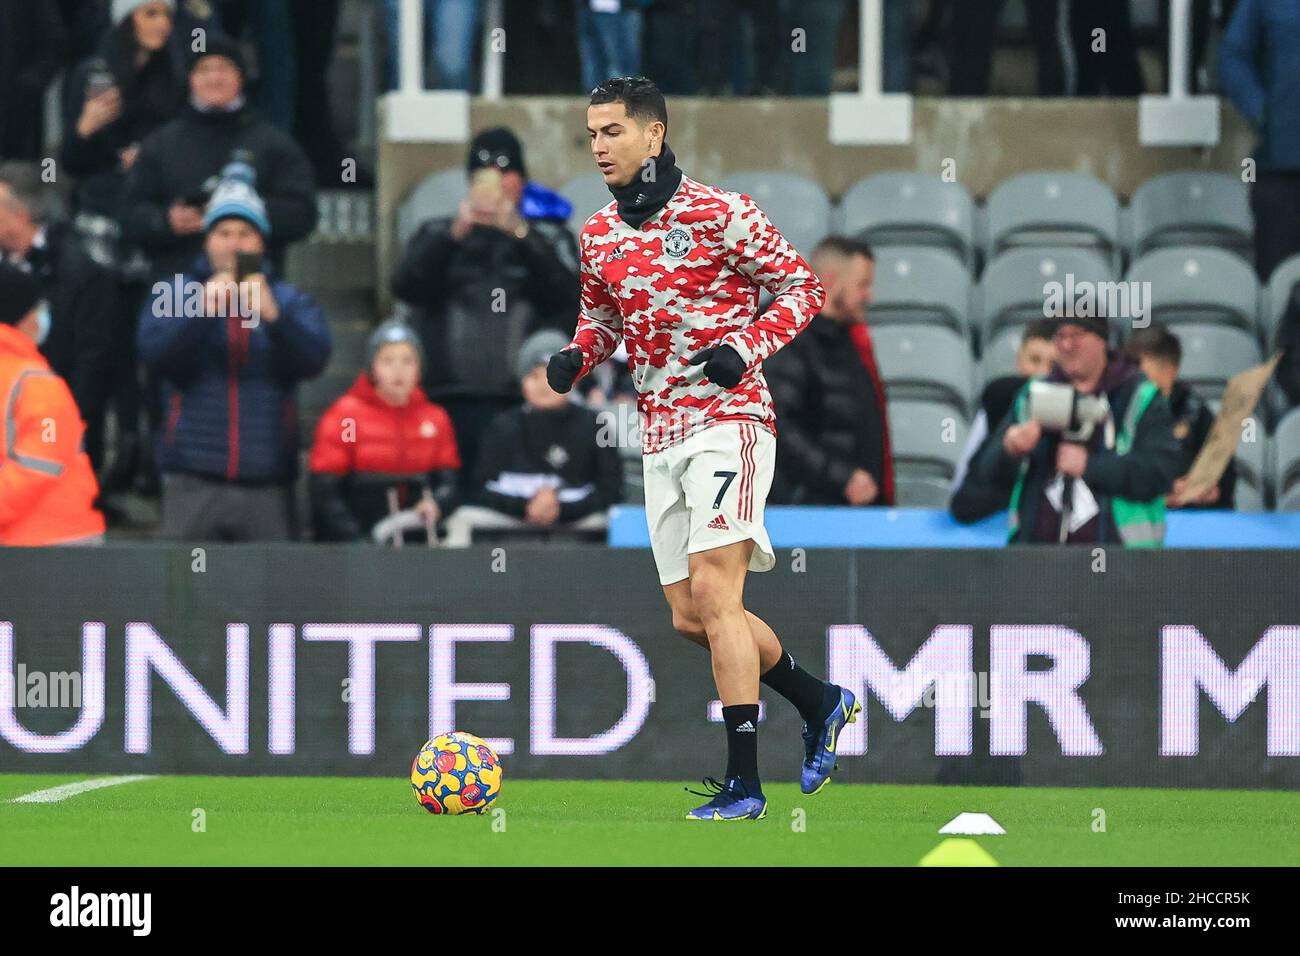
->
[607, 142, 683, 229]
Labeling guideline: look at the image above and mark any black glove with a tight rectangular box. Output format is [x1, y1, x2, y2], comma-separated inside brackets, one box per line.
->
[688, 345, 747, 389]
[546, 348, 584, 394]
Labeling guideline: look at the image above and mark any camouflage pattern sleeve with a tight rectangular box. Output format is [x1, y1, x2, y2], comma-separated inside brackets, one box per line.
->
[568, 227, 624, 379]
[715, 193, 825, 368]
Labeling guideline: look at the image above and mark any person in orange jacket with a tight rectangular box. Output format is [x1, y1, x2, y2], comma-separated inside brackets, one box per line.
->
[0, 261, 105, 545]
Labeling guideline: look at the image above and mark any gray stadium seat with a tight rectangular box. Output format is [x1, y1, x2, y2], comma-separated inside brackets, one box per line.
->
[559, 171, 613, 233]
[869, 246, 971, 336]
[978, 247, 1113, 342]
[1234, 421, 1270, 512]
[1272, 408, 1300, 511]
[1261, 252, 1300, 347]
[1173, 324, 1263, 402]
[888, 400, 969, 479]
[872, 325, 975, 417]
[1125, 247, 1259, 337]
[893, 475, 954, 508]
[397, 168, 466, 249]
[984, 172, 1121, 266]
[719, 171, 831, 259]
[839, 173, 976, 267]
[1129, 172, 1252, 260]
[979, 326, 1028, 385]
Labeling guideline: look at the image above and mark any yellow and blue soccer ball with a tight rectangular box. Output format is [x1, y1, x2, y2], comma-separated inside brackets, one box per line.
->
[410, 731, 503, 815]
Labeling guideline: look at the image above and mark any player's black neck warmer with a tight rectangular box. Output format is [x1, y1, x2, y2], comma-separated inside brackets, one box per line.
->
[608, 142, 683, 229]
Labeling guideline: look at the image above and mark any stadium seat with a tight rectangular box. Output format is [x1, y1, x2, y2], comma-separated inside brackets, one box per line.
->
[893, 474, 954, 508]
[559, 171, 613, 234]
[1173, 324, 1263, 402]
[1272, 408, 1300, 512]
[1129, 171, 1252, 260]
[396, 168, 466, 250]
[888, 400, 969, 479]
[977, 247, 1113, 343]
[1261, 252, 1300, 348]
[978, 326, 1027, 385]
[869, 246, 971, 336]
[838, 172, 976, 267]
[1233, 421, 1270, 512]
[983, 172, 1121, 267]
[872, 325, 975, 417]
[1125, 247, 1259, 338]
[718, 171, 831, 259]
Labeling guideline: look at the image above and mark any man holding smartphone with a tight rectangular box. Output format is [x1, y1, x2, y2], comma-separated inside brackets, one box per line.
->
[393, 127, 581, 477]
[137, 171, 332, 542]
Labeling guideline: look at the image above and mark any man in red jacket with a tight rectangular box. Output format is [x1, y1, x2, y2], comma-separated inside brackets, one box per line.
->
[309, 320, 461, 543]
[0, 262, 105, 545]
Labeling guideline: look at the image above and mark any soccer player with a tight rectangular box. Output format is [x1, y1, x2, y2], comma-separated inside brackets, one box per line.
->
[547, 76, 859, 821]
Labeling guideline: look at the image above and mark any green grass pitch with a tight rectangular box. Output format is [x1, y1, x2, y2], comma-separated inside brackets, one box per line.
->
[1, 773, 1297, 866]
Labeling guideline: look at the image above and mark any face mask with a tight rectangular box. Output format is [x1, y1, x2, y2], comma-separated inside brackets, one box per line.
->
[34, 302, 51, 345]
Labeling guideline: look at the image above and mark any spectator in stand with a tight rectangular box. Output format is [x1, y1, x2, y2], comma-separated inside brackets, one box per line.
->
[309, 320, 462, 543]
[0, 164, 116, 475]
[122, 31, 316, 282]
[61, 0, 189, 492]
[384, 0, 482, 92]
[949, 319, 1056, 523]
[0, 262, 105, 546]
[1069, 0, 1143, 95]
[1220, 0, 1300, 280]
[948, 0, 1065, 96]
[784, 0, 850, 96]
[444, 330, 623, 546]
[1126, 326, 1236, 510]
[967, 314, 1183, 546]
[576, 0, 644, 93]
[393, 127, 578, 476]
[137, 172, 331, 541]
[765, 237, 894, 506]
[0, 0, 66, 160]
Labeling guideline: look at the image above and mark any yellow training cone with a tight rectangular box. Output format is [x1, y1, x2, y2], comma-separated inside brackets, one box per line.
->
[919, 838, 999, 867]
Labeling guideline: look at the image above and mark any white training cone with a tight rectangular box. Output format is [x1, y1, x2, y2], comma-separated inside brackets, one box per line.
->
[939, 812, 1006, 835]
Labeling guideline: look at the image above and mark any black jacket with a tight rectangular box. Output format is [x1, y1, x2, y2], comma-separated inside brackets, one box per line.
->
[471, 403, 622, 522]
[1168, 380, 1236, 510]
[122, 103, 317, 279]
[0, 0, 65, 159]
[950, 375, 1027, 523]
[27, 221, 116, 445]
[393, 217, 579, 400]
[764, 314, 889, 504]
[969, 353, 1184, 544]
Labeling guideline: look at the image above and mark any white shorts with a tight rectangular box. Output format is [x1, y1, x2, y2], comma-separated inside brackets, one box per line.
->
[643, 421, 777, 586]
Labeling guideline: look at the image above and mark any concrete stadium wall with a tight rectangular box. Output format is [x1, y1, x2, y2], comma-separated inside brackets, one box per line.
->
[376, 96, 1256, 307]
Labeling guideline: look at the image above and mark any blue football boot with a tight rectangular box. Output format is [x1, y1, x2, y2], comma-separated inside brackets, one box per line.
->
[684, 777, 767, 821]
[800, 686, 860, 795]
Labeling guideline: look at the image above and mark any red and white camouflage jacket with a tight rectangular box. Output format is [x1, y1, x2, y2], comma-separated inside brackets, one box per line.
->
[565, 175, 825, 454]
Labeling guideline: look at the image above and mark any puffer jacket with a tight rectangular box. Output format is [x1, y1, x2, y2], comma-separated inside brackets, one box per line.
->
[137, 258, 331, 484]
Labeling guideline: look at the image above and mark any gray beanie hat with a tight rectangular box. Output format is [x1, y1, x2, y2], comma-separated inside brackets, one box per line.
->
[112, 0, 176, 27]
[367, 320, 425, 370]
[516, 329, 572, 381]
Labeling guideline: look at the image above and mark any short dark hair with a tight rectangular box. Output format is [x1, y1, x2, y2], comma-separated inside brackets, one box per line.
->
[811, 236, 875, 262]
[1023, 319, 1057, 343]
[589, 76, 668, 135]
[1126, 326, 1181, 366]
[0, 161, 46, 219]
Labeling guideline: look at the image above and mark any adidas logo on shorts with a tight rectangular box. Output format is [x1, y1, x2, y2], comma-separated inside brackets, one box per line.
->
[707, 514, 730, 531]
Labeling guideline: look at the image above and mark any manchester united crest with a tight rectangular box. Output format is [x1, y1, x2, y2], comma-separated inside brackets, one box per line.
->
[663, 227, 693, 259]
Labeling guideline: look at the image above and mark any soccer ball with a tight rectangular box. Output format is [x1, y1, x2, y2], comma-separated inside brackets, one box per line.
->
[410, 731, 503, 815]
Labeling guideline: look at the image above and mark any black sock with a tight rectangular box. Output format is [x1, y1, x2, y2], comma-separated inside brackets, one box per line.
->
[721, 703, 761, 792]
[761, 651, 838, 725]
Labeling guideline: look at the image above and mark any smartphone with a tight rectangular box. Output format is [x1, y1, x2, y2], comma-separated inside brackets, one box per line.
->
[470, 167, 503, 202]
[85, 61, 115, 99]
[235, 251, 263, 280]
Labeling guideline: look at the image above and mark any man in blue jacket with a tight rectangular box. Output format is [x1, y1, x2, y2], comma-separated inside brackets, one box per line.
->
[138, 168, 331, 540]
[1219, 0, 1300, 280]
